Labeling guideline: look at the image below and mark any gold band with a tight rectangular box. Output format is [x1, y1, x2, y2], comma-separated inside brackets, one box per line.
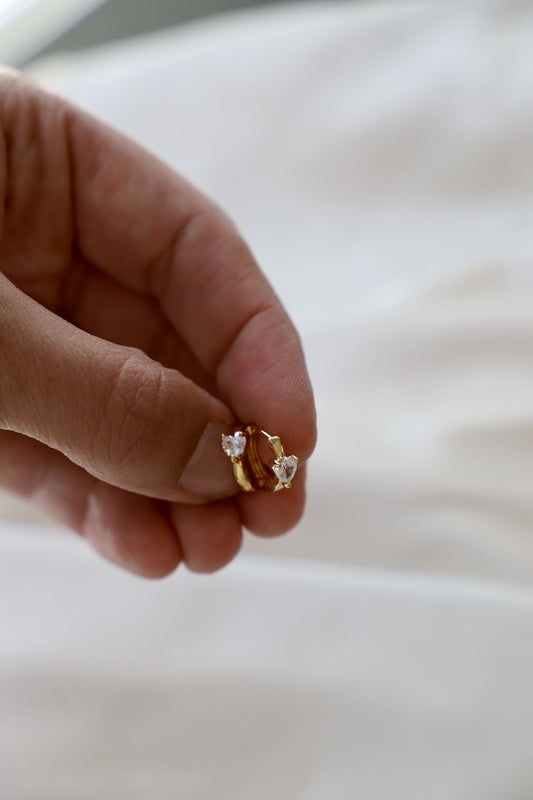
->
[221, 425, 298, 493]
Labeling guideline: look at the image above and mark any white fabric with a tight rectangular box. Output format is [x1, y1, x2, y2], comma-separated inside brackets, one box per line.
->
[3, 524, 533, 799]
[1, 0, 533, 796]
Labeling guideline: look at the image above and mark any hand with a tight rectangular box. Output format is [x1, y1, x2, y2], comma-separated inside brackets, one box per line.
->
[0, 73, 316, 577]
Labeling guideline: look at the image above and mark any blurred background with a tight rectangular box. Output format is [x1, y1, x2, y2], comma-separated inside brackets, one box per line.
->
[1, 0, 307, 66]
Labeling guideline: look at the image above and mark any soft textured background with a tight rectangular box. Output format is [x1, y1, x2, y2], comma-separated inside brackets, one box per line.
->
[2, 1, 533, 797]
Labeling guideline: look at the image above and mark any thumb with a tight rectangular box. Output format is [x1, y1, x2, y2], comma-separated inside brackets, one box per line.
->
[0, 276, 236, 501]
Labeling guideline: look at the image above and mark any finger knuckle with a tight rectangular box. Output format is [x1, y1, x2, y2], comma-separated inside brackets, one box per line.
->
[98, 349, 169, 477]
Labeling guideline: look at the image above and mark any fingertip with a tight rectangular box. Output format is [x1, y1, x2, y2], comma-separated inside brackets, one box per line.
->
[178, 419, 241, 500]
[217, 309, 317, 467]
[280, 363, 318, 461]
[238, 469, 307, 538]
[82, 483, 182, 578]
[89, 526, 182, 579]
[169, 499, 242, 574]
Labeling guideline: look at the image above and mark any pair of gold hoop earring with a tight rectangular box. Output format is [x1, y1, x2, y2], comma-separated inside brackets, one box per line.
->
[221, 425, 298, 492]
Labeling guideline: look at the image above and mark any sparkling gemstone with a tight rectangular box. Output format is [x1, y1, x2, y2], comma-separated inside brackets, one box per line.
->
[221, 431, 247, 459]
[272, 455, 298, 484]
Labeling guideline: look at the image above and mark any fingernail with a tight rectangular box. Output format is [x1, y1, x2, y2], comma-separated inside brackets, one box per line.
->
[179, 420, 238, 499]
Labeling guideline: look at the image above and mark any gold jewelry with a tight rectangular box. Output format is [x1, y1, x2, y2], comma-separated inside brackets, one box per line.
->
[221, 425, 298, 492]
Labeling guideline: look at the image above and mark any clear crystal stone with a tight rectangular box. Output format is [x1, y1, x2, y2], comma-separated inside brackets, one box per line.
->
[272, 455, 298, 484]
[221, 431, 247, 459]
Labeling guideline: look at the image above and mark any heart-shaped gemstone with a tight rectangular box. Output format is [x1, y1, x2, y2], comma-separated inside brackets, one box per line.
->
[221, 431, 247, 459]
[272, 455, 298, 485]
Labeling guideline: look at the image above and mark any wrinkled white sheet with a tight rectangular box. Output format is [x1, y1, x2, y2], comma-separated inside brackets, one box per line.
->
[2, 0, 533, 797]
[3, 525, 533, 800]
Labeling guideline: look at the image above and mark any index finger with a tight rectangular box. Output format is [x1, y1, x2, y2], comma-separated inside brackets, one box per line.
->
[7, 76, 317, 528]
[63, 84, 317, 457]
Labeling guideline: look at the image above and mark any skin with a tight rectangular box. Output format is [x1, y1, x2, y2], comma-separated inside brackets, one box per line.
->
[0, 73, 317, 578]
